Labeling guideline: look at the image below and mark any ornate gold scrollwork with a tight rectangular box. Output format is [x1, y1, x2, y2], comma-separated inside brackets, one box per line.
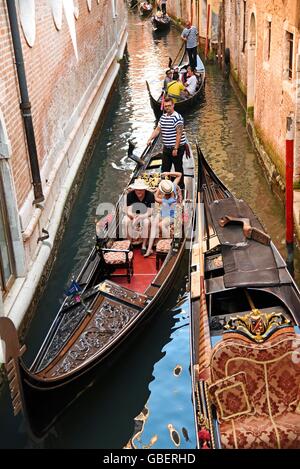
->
[224, 309, 291, 343]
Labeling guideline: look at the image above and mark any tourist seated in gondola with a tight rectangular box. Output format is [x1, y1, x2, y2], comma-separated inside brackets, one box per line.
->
[163, 68, 173, 91]
[166, 71, 185, 103]
[123, 178, 154, 254]
[144, 172, 182, 257]
[183, 67, 198, 96]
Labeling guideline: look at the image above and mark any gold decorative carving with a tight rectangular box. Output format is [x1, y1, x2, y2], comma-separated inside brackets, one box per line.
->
[224, 309, 291, 343]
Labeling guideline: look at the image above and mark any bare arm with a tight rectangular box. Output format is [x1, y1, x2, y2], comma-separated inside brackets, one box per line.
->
[172, 124, 183, 156]
[154, 188, 163, 204]
[161, 171, 182, 186]
[126, 206, 135, 220]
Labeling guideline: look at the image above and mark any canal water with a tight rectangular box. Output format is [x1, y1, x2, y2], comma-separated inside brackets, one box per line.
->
[1, 10, 299, 448]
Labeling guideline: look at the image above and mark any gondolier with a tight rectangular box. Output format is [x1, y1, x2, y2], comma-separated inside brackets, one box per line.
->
[181, 20, 199, 69]
[147, 97, 186, 189]
[160, 0, 167, 15]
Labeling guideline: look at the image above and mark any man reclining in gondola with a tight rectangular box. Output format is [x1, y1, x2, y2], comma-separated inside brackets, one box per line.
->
[123, 178, 154, 254]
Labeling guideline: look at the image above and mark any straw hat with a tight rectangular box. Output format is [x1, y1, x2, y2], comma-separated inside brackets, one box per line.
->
[159, 179, 174, 194]
[129, 179, 149, 190]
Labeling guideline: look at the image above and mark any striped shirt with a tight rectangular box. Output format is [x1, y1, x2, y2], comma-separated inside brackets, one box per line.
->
[158, 111, 186, 147]
[181, 26, 198, 49]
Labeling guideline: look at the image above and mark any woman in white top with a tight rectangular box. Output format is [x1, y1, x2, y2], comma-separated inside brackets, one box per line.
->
[144, 171, 182, 257]
[184, 67, 198, 96]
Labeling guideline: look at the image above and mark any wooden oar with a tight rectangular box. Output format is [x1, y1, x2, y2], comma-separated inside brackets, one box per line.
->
[169, 41, 185, 68]
[130, 1, 138, 10]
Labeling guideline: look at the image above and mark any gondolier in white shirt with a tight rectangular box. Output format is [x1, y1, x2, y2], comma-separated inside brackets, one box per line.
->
[147, 97, 186, 190]
[181, 20, 199, 70]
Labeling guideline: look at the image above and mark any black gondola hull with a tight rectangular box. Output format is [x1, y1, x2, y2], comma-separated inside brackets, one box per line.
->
[20, 244, 191, 437]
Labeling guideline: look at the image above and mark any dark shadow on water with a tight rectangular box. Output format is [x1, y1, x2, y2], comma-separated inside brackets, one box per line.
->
[0, 269, 186, 449]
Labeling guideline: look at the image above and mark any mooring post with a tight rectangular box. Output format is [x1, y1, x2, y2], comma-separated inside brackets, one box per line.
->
[286, 114, 295, 276]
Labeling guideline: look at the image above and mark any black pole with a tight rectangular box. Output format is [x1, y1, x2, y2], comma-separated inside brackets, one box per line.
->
[6, 0, 44, 203]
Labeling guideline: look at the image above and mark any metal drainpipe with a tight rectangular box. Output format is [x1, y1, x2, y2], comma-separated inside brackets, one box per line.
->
[6, 0, 44, 204]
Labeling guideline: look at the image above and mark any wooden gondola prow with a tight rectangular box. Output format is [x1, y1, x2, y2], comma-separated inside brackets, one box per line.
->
[0, 317, 26, 416]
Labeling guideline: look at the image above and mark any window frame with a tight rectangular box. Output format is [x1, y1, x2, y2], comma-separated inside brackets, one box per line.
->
[287, 31, 294, 80]
[0, 178, 15, 293]
[242, 0, 247, 53]
[266, 20, 271, 61]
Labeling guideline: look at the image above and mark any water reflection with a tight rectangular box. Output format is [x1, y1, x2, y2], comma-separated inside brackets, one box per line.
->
[1, 8, 299, 448]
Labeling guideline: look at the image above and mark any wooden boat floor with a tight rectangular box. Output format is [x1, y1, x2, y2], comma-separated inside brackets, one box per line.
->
[113, 246, 157, 293]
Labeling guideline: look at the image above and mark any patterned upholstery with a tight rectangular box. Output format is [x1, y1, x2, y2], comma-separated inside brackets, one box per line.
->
[209, 372, 253, 421]
[209, 330, 300, 448]
[103, 250, 133, 264]
[103, 240, 133, 264]
[156, 239, 172, 253]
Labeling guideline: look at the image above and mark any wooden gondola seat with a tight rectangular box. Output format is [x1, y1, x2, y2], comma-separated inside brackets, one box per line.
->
[100, 240, 134, 283]
[208, 327, 300, 449]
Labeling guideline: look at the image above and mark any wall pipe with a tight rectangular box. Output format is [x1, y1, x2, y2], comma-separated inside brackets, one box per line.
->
[6, 0, 44, 204]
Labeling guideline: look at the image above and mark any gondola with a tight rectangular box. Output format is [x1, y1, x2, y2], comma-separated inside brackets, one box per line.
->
[189, 145, 300, 449]
[139, 1, 153, 16]
[151, 11, 171, 31]
[0, 136, 196, 437]
[146, 48, 205, 118]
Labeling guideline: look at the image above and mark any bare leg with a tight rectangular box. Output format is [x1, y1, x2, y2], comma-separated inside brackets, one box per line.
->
[144, 214, 160, 256]
[141, 218, 150, 249]
[160, 217, 172, 238]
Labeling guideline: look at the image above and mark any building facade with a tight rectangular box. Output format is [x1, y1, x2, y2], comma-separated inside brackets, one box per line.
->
[224, 0, 300, 184]
[167, 0, 221, 50]
[0, 0, 127, 327]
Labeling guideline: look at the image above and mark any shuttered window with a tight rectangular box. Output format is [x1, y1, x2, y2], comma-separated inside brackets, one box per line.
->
[0, 179, 15, 292]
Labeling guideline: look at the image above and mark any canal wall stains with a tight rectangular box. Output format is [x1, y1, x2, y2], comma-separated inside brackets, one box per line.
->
[223, 0, 300, 183]
[0, 1, 127, 333]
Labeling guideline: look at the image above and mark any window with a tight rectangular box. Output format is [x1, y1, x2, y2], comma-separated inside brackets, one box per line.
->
[287, 32, 294, 79]
[266, 21, 271, 60]
[0, 180, 15, 292]
[242, 0, 247, 52]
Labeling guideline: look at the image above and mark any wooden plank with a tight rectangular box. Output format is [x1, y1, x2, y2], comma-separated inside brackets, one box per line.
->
[151, 252, 177, 287]
[98, 280, 149, 308]
[191, 271, 200, 299]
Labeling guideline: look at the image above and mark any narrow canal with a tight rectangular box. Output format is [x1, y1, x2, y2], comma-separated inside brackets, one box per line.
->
[1, 10, 299, 448]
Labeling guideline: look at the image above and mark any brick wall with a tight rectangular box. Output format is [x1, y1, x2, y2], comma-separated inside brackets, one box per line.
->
[0, 0, 126, 210]
[0, 0, 127, 315]
[0, 1, 30, 207]
[224, 0, 300, 178]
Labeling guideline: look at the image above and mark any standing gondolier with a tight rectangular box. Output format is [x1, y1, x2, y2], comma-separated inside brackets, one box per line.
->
[147, 97, 186, 189]
[181, 20, 199, 70]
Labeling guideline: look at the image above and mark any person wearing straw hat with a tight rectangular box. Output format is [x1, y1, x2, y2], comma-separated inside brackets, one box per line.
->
[124, 178, 155, 254]
[144, 172, 181, 257]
